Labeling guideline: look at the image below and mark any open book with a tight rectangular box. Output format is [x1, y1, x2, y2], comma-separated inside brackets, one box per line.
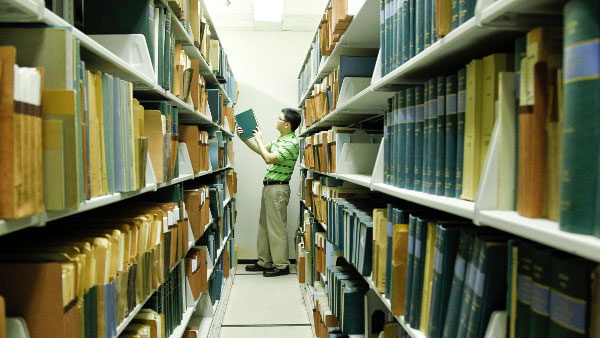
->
[234, 109, 259, 140]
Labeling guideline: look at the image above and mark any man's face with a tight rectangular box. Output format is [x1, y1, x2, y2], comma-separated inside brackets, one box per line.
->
[277, 113, 288, 130]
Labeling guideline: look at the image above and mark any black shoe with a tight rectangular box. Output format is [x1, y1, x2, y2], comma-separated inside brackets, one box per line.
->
[263, 266, 290, 277]
[245, 263, 268, 272]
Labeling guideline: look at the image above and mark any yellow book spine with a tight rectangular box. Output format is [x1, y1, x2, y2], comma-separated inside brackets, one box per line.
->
[420, 222, 438, 331]
[461, 59, 484, 201]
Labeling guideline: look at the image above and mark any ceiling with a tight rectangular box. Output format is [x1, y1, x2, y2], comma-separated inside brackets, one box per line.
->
[205, 0, 328, 31]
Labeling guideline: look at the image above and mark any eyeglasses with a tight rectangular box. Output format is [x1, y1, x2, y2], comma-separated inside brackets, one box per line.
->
[278, 117, 287, 123]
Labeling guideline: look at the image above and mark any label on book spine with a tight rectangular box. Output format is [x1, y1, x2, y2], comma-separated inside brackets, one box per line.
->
[549, 289, 586, 333]
[564, 40, 600, 83]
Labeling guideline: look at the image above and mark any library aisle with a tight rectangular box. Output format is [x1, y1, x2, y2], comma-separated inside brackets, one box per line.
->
[215, 264, 313, 338]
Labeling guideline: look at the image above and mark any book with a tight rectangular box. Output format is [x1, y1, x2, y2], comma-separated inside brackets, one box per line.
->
[414, 86, 426, 191]
[416, 0, 425, 54]
[444, 74, 458, 197]
[528, 247, 553, 338]
[515, 241, 535, 338]
[436, 0, 452, 38]
[497, 72, 517, 210]
[420, 221, 438, 332]
[423, 80, 431, 192]
[234, 109, 258, 141]
[456, 236, 483, 338]
[461, 59, 483, 201]
[405, 88, 416, 189]
[435, 75, 446, 196]
[427, 78, 438, 194]
[397, 91, 407, 188]
[455, 68, 467, 198]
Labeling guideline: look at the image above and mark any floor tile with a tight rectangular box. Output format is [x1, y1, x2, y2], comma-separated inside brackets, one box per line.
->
[219, 325, 313, 338]
[222, 273, 309, 325]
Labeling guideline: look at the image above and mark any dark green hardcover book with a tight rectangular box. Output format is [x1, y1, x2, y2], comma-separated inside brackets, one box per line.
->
[158, 8, 165, 88]
[444, 74, 458, 197]
[381, 0, 386, 75]
[458, 0, 468, 25]
[402, 0, 410, 63]
[427, 78, 438, 194]
[396, 0, 404, 68]
[385, 0, 391, 74]
[435, 75, 446, 196]
[385, 101, 392, 184]
[405, 88, 416, 189]
[455, 236, 482, 338]
[234, 109, 258, 141]
[397, 90, 407, 188]
[163, 7, 171, 90]
[409, 0, 416, 58]
[410, 217, 429, 328]
[423, 81, 430, 192]
[431, 0, 437, 43]
[455, 68, 466, 198]
[414, 86, 425, 191]
[468, 0, 476, 23]
[516, 241, 535, 338]
[428, 224, 462, 338]
[390, 0, 396, 72]
[548, 253, 593, 338]
[424, 0, 431, 48]
[416, 0, 425, 54]
[528, 247, 553, 338]
[405, 214, 418, 323]
[390, 95, 397, 187]
[451, 0, 459, 29]
[170, 23, 176, 91]
[561, 0, 600, 236]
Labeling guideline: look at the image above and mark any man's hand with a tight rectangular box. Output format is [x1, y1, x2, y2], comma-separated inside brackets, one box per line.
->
[252, 126, 263, 143]
[236, 126, 244, 138]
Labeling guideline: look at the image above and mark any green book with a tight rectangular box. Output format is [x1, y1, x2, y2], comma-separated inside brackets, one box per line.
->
[234, 109, 258, 141]
[424, 0, 431, 49]
[451, 0, 459, 29]
[528, 247, 553, 338]
[423, 80, 430, 192]
[158, 8, 165, 88]
[390, 95, 397, 186]
[455, 236, 482, 338]
[435, 75, 447, 196]
[385, 103, 392, 184]
[164, 8, 172, 91]
[516, 241, 535, 338]
[396, 0, 403, 68]
[561, 0, 600, 236]
[409, 217, 428, 328]
[405, 88, 416, 189]
[431, 0, 437, 44]
[381, 0, 386, 75]
[341, 283, 369, 334]
[402, 0, 410, 63]
[549, 253, 593, 338]
[428, 224, 462, 338]
[397, 90, 407, 188]
[385, 0, 392, 73]
[444, 74, 458, 197]
[392, 0, 399, 70]
[414, 86, 425, 191]
[385, 204, 394, 298]
[427, 78, 438, 194]
[409, 0, 416, 58]
[455, 68, 467, 198]
[466, 240, 508, 338]
[416, 0, 425, 54]
[405, 214, 418, 323]
[458, 0, 468, 25]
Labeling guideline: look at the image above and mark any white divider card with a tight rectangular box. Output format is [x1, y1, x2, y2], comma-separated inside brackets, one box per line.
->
[371, 50, 383, 85]
[145, 152, 157, 187]
[163, 216, 169, 233]
[88, 34, 156, 86]
[337, 143, 380, 175]
[483, 311, 507, 338]
[338, 77, 372, 106]
[185, 276, 196, 308]
[192, 257, 198, 273]
[371, 141, 385, 185]
[474, 117, 501, 225]
[177, 143, 195, 176]
[174, 206, 180, 222]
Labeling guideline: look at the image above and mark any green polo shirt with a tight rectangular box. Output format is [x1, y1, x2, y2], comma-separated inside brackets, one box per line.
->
[264, 132, 299, 181]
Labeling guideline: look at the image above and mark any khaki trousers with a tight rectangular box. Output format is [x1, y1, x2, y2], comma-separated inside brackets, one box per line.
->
[257, 184, 291, 269]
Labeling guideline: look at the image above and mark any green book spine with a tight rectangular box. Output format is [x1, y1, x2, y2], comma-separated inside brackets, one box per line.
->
[405, 88, 416, 189]
[415, 86, 425, 191]
[385, 101, 392, 184]
[409, 0, 416, 59]
[164, 9, 172, 91]
[397, 0, 403, 68]
[405, 214, 418, 323]
[455, 236, 482, 338]
[170, 28, 175, 91]
[402, 0, 410, 63]
[516, 241, 535, 338]
[391, 94, 398, 187]
[423, 80, 430, 192]
[431, 0, 437, 43]
[398, 91, 407, 188]
[560, 0, 600, 236]
[416, 0, 425, 54]
[388, 0, 394, 73]
[424, 0, 431, 49]
[444, 74, 458, 197]
[386, 0, 392, 73]
[549, 253, 593, 338]
[427, 78, 438, 194]
[381, 0, 386, 75]
[429, 225, 461, 338]
[441, 230, 473, 338]
[394, 0, 400, 69]
[528, 247, 553, 338]
[458, 0, 468, 25]
[435, 75, 446, 196]
[158, 8, 165, 88]
[451, 0, 459, 29]
[410, 217, 428, 328]
[455, 68, 466, 198]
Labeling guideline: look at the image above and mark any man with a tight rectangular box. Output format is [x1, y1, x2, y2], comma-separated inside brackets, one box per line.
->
[236, 108, 301, 277]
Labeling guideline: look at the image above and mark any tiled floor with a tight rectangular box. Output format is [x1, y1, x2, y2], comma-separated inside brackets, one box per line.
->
[218, 264, 313, 338]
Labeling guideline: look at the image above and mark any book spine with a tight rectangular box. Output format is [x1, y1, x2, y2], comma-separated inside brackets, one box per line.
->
[424, 0, 431, 48]
[516, 242, 534, 338]
[397, 0, 403, 68]
[428, 225, 446, 338]
[398, 91, 407, 188]
[415, 86, 425, 191]
[445, 74, 458, 197]
[428, 78, 438, 194]
[561, 0, 600, 235]
[465, 241, 488, 338]
[385, 205, 394, 299]
[416, 0, 425, 54]
[391, 94, 398, 186]
[405, 215, 418, 323]
[422, 82, 430, 192]
[435, 75, 446, 196]
[458, 0, 468, 25]
[442, 231, 472, 338]
[385, 100, 393, 184]
[390, 0, 396, 73]
[409, 0, 416, 59]
[456, 237, 482, 338]
[381, 0, 386, 75]
[455, 68, 466, 198]
[431, 0, 437, 44]
[451, 0, 459, 29]
[405, 88, 416, 189]
[528, 247, 552, 338]
[409, 218, 427, 328]
[402, 0, 410, 64]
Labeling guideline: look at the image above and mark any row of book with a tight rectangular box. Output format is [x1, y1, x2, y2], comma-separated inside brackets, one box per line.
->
[379, 0, 476, 76]
[298, 37, 323, 101]
[318, 0, 355, 57]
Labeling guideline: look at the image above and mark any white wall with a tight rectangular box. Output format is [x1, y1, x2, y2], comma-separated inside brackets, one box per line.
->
[220, 30, 313, 260]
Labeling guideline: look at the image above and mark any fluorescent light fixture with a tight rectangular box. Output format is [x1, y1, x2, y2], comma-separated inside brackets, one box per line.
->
[253, 0, 284, 22]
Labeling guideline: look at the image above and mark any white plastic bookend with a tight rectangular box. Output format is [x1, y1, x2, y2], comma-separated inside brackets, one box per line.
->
[177, 143, 195, 177]
[474, 119, 500, 225]
[474, 0, 495, 26]
[205, 104, 213, 123]
[364, 289, 391, 338]
[222, 117, 231, 134]
[145, 152, 157, 189]
[371, 49, 383, 85]
[337, 143, 380, 175]
[484, 311, 507, 338]
[338, 77, 372, 106]
[89, 34, 156, 86]
[0, 0, 44, 22]
[185, 275, 195, 306]
[6, 317, 31, 338]
[371, 141, 385, 186]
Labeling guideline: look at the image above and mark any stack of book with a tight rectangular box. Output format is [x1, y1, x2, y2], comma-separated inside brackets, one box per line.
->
[318, 0, 355, 56]
[327, 265, 369, 335]
[141, 267, 186, 338]
[303, 69, 339, 128]
[184, 184, 212, 240]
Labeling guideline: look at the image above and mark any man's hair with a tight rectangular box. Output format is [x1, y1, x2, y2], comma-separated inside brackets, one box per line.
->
[281, 108, 301, 131]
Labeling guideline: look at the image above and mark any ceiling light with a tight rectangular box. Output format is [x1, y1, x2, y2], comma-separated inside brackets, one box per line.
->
[253, 0, 284, 22]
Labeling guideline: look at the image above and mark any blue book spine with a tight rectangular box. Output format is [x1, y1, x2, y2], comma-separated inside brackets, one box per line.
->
[427, 78, 438, 194]
[445, 74, 458, 198]
[456, 68, 467, 198]
[402, 0, 410, 64]
[435, 75, 447, 196]
[409, 0, 416, 59]
[422, 81, 430, 192]
[414, 86, 425, 191]
[405, 88, 416, 189]
[397, 90, 407, 188]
